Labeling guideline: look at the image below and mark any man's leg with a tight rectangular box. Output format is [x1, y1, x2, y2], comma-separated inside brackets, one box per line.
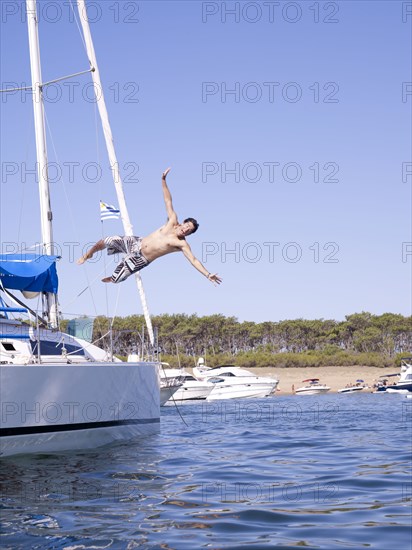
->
[102, 253, 149, 284]
[77, 239, 106, 264]
[102, 257, 131, 284]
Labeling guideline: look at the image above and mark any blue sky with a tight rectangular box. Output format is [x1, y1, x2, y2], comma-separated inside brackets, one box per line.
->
[0, 0, 411, 323]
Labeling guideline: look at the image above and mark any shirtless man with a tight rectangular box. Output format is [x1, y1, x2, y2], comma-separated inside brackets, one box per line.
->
[77, 168, 222, 285]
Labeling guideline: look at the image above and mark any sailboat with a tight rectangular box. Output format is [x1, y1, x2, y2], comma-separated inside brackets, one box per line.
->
[0, 0, 160, 457]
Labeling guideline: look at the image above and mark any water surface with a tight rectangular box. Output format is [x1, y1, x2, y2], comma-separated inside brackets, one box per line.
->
[1, 393, 411, 549]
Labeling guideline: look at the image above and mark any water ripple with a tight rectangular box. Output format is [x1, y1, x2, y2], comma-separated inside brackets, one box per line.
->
[0, 394, 411, 549]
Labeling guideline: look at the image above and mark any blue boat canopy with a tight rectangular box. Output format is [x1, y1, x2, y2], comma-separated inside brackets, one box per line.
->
[0, 254, 59, 293]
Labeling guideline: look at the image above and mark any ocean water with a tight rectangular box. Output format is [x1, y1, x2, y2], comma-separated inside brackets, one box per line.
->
[1, 393, 411, 550]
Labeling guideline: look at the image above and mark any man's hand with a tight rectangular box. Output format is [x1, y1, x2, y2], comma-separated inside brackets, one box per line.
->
[162, 167, 171, 180]
[208, 273, 222, 285]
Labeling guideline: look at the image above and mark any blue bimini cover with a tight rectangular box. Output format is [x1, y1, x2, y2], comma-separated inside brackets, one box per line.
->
[0, 254, 59, 293]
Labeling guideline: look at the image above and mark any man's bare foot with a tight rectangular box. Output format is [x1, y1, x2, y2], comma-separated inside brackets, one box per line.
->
[102, 277, 112, 283]
[76, 256, 87, 265]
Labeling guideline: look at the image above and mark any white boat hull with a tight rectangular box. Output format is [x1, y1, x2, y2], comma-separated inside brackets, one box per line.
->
[193, 364, 279, 401]
[207, 382, 277, 401]
[0, 363, 160, 457]
[172, 384, 213, 401]
[160, 384, 182, 406]
[338, 387, 365, 394]
[295, 387, 331, 395]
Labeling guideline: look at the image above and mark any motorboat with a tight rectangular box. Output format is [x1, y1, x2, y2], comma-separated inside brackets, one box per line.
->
[373, 358, 412, 394]
[193, 359, 279, 401]
[160, 381, 183, 406]
[387, 358, 412, 392]
[173, 373, 214, 402]
[338, 385, 365, 394]
[338, 380, 367, 393]
[159, 366, 213, 403]
[295, 379, 331, 395]
[159, 374, 184, 406]
[373, 374, 398, 392]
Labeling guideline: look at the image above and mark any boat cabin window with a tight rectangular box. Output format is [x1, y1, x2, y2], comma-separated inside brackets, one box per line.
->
[30, 340, 85, 356]
[220, 372, 235, 377]
[1, 342, 16, 351]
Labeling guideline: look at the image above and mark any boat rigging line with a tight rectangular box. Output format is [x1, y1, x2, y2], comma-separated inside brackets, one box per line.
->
[0, 282, 48, 328]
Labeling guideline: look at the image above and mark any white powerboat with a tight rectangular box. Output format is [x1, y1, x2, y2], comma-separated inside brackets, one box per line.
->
[338, 385, 365, 394]
[295, 379, 331, 395]
[338, 380, 367, 394]
[160, 375, 184, 406]
[193, 359, 279, 401]
[160, 366, 213, 403]
[374, 358, 412, 394]
[173, 373, 214, 402]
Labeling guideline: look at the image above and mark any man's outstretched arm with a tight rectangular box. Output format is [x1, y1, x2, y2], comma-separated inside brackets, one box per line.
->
[181, 241, 222, 285]
[162, 168, 177, 223]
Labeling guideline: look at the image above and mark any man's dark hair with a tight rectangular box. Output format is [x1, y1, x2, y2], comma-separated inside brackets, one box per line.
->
[184, 217, 199, 234]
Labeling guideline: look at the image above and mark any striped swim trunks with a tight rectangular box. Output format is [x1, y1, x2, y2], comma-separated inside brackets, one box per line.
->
[104, 235, 150, 283]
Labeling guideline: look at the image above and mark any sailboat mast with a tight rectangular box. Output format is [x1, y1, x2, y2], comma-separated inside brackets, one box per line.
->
[26, 0, 59, 328]
[76, 0, 154, 346]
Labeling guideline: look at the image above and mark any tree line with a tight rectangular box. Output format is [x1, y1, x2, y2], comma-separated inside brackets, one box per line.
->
[63, 311, 411, 369]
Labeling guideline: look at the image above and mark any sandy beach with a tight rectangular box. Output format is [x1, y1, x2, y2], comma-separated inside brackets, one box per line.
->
[187, 366, 391, 395]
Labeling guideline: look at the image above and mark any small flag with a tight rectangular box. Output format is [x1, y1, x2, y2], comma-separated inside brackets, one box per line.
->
[100, 201, 120, 221]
